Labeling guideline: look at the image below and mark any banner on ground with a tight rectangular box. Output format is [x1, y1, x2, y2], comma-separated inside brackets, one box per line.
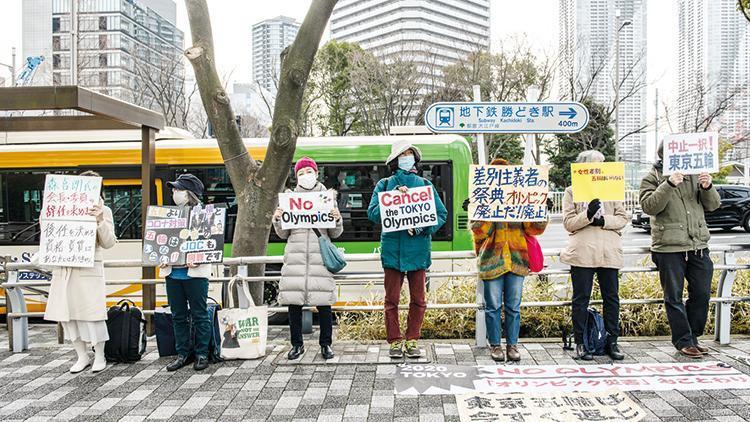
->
[468, 165, 549, 222]
[456, 390, 645, 422]
[395, 362, 750, 395]
[377, 185, 438, 233]
[570, 162, 626, 202]
[38, 174, 102, 267]
[663, 132, 720, 175]
[278, 191, 336, 230]
[184, 204, 226, 265]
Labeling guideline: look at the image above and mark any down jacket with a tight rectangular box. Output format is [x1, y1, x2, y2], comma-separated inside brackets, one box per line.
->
[273, 182, 344, 306]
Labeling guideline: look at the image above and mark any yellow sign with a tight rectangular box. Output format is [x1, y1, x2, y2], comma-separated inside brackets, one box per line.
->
[571, 162, 625, 202]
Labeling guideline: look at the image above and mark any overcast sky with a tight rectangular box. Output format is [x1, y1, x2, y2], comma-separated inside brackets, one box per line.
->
[0, 0, 676, 155]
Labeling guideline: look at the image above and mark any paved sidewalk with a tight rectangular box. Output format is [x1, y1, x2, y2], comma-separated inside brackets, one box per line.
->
[1, 325, 750, 421]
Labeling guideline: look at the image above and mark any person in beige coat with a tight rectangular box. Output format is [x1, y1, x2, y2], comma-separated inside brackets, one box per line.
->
[273, 157, 343, 361]
[44, 171, 116, 374]
[560, 150, 628, 361]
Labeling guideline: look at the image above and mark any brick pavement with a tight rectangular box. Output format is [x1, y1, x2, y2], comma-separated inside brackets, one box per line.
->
[1, 325, 750, 421]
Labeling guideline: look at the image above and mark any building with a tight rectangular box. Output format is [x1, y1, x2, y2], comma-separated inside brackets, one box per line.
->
[677, 0, 750, 158]
[559, 0, 648, 182]
[22, 0, 184, 107]
[252, 16, 300, 95]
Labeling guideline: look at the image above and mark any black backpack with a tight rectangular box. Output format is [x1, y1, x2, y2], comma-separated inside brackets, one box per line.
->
[105, 300, 147, 363]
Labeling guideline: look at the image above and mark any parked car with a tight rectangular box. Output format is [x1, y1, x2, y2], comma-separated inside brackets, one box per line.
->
[632, 185, 750, 233]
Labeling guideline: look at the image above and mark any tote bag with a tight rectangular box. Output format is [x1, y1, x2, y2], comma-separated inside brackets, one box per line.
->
[525, 234, 544, 273]
[312, 228, 347, 273]
[217, 281, 268, 360]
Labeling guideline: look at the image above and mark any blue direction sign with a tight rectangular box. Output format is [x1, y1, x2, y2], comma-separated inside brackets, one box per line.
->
[424, 102, 590, 134]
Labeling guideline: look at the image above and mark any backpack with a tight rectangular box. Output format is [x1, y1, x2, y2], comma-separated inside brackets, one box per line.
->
[201, 299, 224, 363]
[582, 307, 608, 355]
[105, 300, 147, 363]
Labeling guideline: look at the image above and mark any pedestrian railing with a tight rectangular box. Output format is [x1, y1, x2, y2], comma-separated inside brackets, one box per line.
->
[547, 190, 641, 215]
[2, 245, 750, 353]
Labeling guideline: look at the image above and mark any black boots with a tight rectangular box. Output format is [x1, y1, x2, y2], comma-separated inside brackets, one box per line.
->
[607, 342, 625, 361]
[576, 344, 593, 361]
[287, 345, 305, 360]
[166, 355, 192, 372]
[321, 345, 335, 360]
[193, 356, 209, 371]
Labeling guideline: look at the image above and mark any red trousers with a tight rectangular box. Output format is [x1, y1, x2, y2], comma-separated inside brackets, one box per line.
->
[384, 268, 427, 343]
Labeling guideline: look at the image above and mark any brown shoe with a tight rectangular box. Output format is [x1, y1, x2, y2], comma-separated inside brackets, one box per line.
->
[490, 345, 505, 362]
[506, 345, 521, 362]
[679, 346, 703, 359]
[694, 343, 710, 355]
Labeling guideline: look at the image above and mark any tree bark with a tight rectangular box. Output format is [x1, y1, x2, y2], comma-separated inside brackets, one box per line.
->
[184, 0, 337, 304]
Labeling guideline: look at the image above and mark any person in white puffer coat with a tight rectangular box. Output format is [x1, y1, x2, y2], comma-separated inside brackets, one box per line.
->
[273, 157, 343, 361]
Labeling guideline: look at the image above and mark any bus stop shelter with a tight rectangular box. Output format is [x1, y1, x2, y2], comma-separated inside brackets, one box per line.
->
[0, 85, 165, 329]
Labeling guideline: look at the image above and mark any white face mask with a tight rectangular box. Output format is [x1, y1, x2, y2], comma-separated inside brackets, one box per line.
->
[297, 173, 318, 190]
[173, 190, 189, 206]
[398, 155, 416, 171]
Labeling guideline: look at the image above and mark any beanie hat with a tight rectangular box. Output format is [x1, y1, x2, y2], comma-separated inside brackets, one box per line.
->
[295, 157, 318, 174]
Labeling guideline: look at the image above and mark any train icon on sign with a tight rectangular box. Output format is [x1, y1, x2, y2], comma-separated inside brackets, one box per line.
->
[435, 107, 454, 127]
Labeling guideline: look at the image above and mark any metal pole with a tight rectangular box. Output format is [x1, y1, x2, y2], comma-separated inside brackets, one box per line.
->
[524, 87, 540, 166]
[473, 85, 487, 164]
[141, 126, 156, 335]
[70, 0, 78, 85]
[614, 19, 620, 163]
[654, 88, 659, 162]
[11, 47, 16, 87]
[472, 85, 487, 347]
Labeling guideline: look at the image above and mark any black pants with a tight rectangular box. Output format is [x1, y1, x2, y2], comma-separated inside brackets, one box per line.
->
[652, 250, 713, 350]
[570, 267, 620, 345]
[289, 305, 333, 347]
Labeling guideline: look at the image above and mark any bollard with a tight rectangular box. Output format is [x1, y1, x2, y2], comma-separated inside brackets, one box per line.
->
[302, 309, 313, 334]
[5, 268, 29, 353]
[475, 273, 487, 348]
[715, 252, 737, 345]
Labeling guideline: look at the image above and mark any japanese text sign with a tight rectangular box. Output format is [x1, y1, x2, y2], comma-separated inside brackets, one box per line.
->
[663, 132, 720, 175]
[278, 191, 336, 230]
[377, 186, 438, 233]
[38, 174, 102, 268]
[143, 206, 189, 266]
[184, 204, 226, 265]
[469, 165, 549, 222]
[570, 162, 625, 202]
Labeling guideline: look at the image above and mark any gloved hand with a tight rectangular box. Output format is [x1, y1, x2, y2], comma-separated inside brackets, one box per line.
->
[586, 199, 601, 220]
[462, 198, 470, 212]
[591, 217, 605, 227]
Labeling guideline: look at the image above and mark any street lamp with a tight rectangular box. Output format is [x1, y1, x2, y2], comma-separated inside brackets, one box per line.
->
[0, 47, 16, 87]
[614, 13, 632, 163]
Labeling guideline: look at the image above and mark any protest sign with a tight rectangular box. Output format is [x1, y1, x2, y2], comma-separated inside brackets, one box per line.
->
[184, 203, 226, 265]
[143, 206, 189, 266]
[456, 390, 645, 422]
[570, 162, 625, 202]
[395, 362, 750, 395]
[38, 174, 102, 267]
[663, 132, 720, 175]
[377, 185, 438, 233]
[468, 165, 549, 222]
[278, 191, 336, 230]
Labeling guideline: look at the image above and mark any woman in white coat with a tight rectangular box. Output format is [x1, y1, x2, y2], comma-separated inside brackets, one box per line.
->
[44, 170, 116, 373]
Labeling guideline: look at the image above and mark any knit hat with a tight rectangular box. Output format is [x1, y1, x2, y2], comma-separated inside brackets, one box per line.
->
[295, 157, 318, 174]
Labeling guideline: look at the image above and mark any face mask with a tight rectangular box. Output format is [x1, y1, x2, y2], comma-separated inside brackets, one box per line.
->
[298, 173, 318, 190]
[398, 156, 415, 171]
[173, 190, 189, 206]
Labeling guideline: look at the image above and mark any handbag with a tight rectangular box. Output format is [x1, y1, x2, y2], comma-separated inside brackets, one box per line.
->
[217, 279, 268, 360]
[525, 233, 544, 273]
[312, 228, 347, 273]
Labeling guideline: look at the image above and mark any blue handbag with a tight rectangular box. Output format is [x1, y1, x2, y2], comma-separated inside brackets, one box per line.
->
[313, 228, 347, 273]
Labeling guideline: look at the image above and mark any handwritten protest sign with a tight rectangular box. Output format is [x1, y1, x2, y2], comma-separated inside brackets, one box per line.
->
[38, 174, 102, 267]
[663, 132, 720, 175]
[184, 204, 226, 265]
[571, 162, 625, 202]
[469, 165, 549, 221]
[278, 191, 336, 230]
[143, 206, 189, 266]
[377, 185, 438, 233]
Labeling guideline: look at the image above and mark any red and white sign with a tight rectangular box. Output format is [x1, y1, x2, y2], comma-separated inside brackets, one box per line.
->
[278, 191, 336, 230]
[378, 186, 437, 233]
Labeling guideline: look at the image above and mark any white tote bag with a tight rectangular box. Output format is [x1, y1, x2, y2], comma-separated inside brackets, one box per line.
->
[217, 280, 268, 360]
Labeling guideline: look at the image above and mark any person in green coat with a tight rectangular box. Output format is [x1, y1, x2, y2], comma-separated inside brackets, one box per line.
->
[367, 140, 447, 359]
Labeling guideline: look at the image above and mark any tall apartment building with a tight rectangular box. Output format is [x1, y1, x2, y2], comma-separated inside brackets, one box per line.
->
[677, 0, 750, 156]
[22, 0, 184, 106]
[252, 16, 300, 95]
[559, 0, 648, 176]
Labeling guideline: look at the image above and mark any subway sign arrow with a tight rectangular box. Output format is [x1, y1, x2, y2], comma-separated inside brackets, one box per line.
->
[424, 101, 590, 134]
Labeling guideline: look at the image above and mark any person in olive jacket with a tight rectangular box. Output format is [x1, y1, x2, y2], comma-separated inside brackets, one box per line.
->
[639, 142, 720, 359]
[367, 140, 447, 359]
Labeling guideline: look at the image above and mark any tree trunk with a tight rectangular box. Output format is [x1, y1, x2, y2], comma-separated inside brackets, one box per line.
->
[184, 0, 337, 305]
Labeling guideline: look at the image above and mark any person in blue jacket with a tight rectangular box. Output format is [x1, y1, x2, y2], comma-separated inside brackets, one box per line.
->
[367, 140, 447, 359]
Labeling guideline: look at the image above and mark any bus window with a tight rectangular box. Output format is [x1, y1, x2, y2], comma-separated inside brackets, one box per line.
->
[103, 185, 142, 240]
[0, 172, 46, 244]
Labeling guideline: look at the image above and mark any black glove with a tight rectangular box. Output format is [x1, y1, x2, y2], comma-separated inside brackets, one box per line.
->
[591, 217, 605, 227]
[586, 199, 601, 220]
[462, 198, 470, 212]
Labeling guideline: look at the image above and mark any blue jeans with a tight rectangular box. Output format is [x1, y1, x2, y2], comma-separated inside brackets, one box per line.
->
[166, 277, 210, 358]
[483, 273, 525, 346]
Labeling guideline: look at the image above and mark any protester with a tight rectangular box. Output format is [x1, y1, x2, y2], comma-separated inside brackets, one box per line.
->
[273, 157, 343, 360]
[43, 170, 116, 373]
[470, 158, 548, 362]
[367, 140, 447, 359]
[639, 142, 720, 358]
[161, 173, 213, 371]
[561, 150, 628, 361]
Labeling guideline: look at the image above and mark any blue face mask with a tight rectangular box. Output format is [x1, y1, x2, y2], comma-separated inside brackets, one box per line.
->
[398, 156, 415, 171]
